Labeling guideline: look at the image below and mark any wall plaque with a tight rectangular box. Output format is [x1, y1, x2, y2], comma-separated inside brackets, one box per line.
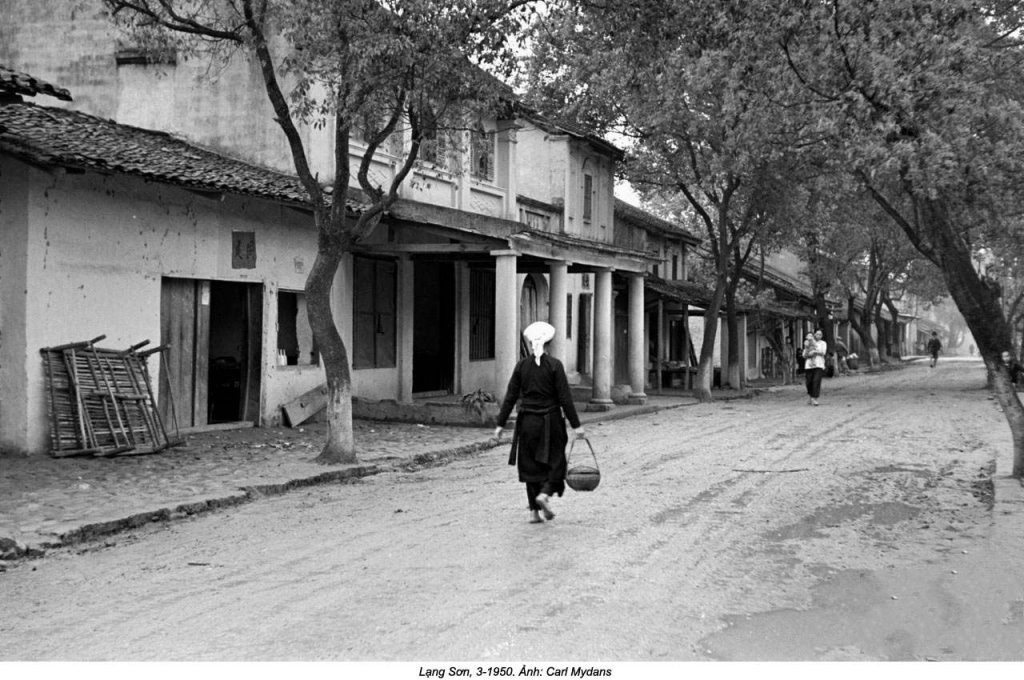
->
[232, 231, 256, 269]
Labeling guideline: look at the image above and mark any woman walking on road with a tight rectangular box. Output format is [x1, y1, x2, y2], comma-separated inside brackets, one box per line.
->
[494, 321, 585, 524]
[927, 332, 943, 368]
[803, 330, 827, 406]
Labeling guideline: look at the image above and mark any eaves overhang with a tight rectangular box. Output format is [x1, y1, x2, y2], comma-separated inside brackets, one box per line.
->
[384, 198, 655, 273]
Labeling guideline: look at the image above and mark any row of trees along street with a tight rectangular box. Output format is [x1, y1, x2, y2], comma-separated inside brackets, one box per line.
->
[104, 0, 1023, 477]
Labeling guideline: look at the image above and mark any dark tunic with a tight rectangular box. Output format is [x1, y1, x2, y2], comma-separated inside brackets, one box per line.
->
[1009, 360, 1023, 386]
[496, 355, 581, 493]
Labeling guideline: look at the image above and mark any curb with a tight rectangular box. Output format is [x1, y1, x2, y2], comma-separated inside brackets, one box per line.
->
[4, 378, 1018, 565]
[0, 464, 381, 563]
[0, 394, 828, 565]
[2, 439, 507, 564]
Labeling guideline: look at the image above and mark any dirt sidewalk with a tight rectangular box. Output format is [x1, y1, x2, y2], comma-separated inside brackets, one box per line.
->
[0, 394, 692, 560]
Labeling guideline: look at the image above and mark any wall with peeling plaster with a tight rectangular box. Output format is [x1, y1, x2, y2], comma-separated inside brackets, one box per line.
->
[0, 154, 405, 455]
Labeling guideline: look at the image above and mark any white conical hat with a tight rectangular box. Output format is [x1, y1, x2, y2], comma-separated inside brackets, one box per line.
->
[523, 321, 555, 365]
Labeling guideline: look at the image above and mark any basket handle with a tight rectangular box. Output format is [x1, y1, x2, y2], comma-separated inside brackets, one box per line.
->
[568, 435, 597, 465]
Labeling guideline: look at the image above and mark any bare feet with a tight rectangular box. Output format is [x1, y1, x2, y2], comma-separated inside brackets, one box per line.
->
[536, 494, 555, 520]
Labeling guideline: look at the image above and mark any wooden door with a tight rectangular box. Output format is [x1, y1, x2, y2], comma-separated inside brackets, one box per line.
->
[240, 284, 263, 422]
[159, 278, 210, 430]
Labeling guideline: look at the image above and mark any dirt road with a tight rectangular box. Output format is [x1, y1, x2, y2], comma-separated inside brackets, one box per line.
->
[1, 359, 1022, 661]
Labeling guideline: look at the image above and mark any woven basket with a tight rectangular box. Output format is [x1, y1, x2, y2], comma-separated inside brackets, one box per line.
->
[565, 437, 600, 492]
[566, 464, 601, 491]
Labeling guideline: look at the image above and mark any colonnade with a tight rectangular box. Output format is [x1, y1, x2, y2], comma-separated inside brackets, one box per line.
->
[492, 251, 647, 409]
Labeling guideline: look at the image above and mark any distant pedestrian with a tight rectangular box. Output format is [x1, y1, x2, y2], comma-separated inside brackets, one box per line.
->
[796, 337, 807, 375]
[834, 338, 850, 376]
[1002, 351, 1023, 388]
[927, 332, 942, 368]
[802, 330, 827, 406]
[493, 321, 585, 524]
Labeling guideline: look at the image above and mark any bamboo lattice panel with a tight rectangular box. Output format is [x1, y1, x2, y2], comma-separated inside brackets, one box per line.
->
[41, 337, 171, 457]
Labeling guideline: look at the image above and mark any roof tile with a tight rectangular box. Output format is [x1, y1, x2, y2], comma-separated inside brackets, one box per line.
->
[0, 65, 73, 101]
[0, 101, 364, 213]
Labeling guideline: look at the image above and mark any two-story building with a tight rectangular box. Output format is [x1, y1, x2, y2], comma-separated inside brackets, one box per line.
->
[612, 201, 706, 391]
[0, 42, 659, 456]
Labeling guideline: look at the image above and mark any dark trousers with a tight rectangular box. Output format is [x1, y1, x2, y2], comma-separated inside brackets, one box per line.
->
[525, 481, 558, 511]
[805, 367, 823, 399]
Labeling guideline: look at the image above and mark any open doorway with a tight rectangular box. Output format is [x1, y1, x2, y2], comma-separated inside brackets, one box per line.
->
[160, 278, 262, 430]
[413, 261, 455, 395]
[577, 293, 592, 377]
[519, 273, 550, 358]
[614, 286, 629, 384]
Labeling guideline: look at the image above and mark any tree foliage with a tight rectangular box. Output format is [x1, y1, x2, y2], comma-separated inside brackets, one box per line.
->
[104, 0, 537, 463]
[528, 0, 1024, 474]
[772, 0, 1024, 475]
[525, 0, 810, 399]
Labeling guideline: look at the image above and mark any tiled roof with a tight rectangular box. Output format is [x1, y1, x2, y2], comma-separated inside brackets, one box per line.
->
[518, 109, 624, 160]
[746, 300, 811, 319]
[615, 199, 700, 243]
[0, 65, 73, 101]
[646, 276, 813, 317]
[645, 276, 718, 309]
[0, 101, 364, 212]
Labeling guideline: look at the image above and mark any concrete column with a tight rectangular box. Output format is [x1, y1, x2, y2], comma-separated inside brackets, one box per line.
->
[493, 251, 520, 401]
[627, 273, 647, 404]
[398, 255, 415, 403]
[456, 129, 471, 211]
[719, 318, 729, 389]
[738, 313, 748, 386]
[682, 306, 692, 389]
[590, 268, 614, 410]
[501, 125, 518, 221]
[656, 298, 665, 393]
[548, 261, 568, 362]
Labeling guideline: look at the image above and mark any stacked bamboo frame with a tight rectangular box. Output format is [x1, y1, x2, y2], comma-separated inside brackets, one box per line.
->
[40, 335, 179, 457]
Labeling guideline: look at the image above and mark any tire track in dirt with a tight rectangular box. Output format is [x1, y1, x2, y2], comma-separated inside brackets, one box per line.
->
[547, 366, 999, 642]
[432, 388, 900, 656]
[0, 361, 1008, 661]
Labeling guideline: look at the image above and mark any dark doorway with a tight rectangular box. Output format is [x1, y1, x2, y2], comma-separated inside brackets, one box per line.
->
[160, 278, 262, 430]
[577, 293, 592, 377]
[413, 261, 455, 395]
[614, 287, 629, 384]
[207, 281, 262, 423]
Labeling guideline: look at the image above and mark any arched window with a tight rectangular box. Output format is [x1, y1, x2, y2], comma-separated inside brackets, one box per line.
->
[471, 127, 495, 182]
[520, 275, 539, 329]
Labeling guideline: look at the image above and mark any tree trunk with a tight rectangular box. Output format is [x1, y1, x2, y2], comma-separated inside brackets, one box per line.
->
[813, 292, 832, 344]
[882, 294, 902, 359]
[847, 295, 879, 366]
[943, 275, 1024, 478]
[725, 296, 742, 389]
[692, 279, 728, 402]
[761, 317, 794, 385]
[693, 309, 718, 402]
[915, 199, 1024, 478]
[989, 365, 1024, 478]
[873, 303, 891, 363]
[306, 249, 357, 465]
